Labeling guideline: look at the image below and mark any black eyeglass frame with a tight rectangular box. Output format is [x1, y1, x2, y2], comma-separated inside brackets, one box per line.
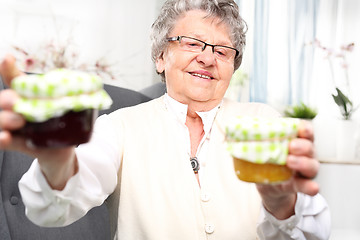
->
[167, 36, 240, 59]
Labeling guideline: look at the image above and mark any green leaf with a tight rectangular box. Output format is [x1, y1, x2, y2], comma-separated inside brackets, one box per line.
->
[332, 87, 354, 120]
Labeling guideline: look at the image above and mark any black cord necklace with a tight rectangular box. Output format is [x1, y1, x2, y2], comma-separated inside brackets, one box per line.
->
[190, 156, 200, 174]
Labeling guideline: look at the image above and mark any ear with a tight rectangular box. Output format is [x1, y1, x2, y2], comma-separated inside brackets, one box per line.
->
[155, 53, 165, 74]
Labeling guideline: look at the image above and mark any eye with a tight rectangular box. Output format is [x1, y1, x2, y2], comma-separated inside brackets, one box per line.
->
[189, 43, 199, 47]
[215, 47, 228, 57]
[186, 41, 202, 48]
[216, 50, 226, 56]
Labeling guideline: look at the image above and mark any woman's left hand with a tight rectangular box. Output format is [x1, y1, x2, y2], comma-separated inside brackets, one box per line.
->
[256, 120, 320, 220]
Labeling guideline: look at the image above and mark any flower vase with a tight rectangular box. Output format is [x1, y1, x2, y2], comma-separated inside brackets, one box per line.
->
[336, 119, 360, 163]
[313, 115, 337, 161]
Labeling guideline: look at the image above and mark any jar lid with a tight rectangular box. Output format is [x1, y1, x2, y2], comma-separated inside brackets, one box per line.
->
[225, 117, 300, 165]
[12, 69, 113, 122]
[225, 116, 299, 141]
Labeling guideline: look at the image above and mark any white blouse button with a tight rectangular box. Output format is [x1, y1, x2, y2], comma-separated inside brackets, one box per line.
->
[201, 192, 211, 202]
[287, 222, 295, 229]
[204, 223, 215, 234]
[55, 197, 62, 204]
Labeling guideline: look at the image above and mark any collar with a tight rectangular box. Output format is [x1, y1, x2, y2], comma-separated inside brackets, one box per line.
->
[164, 93, 221, 134]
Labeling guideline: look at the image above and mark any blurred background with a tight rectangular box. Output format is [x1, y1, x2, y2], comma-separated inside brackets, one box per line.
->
[0, 0, 359, 239]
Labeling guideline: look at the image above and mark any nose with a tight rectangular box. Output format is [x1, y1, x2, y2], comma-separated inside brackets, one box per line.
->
[201, 43, 215, 53]
[196, 44, 216, 66]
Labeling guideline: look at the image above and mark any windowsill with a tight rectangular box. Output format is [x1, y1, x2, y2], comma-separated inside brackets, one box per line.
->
[319, 159, 360, 165]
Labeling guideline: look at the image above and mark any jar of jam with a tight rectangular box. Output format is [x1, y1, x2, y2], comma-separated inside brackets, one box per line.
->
[11, 69, 112, 148]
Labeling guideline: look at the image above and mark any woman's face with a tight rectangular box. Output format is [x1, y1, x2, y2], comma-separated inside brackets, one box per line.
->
[156, 10, 235, 110]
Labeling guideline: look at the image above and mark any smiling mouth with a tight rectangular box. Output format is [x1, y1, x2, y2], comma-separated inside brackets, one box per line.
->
[189, 72, 214, 80]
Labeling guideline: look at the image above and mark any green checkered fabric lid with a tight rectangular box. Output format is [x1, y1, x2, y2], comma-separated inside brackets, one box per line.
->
[12, 69, 113, 122]
[225, 116, 300, 165]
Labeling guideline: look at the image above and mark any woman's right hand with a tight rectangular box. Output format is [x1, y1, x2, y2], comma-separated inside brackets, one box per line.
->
[0, 54, 78, 190]
[0, 54, 28, 152]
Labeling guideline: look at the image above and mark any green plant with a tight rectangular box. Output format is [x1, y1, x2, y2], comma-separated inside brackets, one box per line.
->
[284, 102, 317, 119]
[332, 87, 358, 120]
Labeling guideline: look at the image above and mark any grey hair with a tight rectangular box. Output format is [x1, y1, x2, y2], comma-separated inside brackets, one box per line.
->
[150, 0, 247, 80]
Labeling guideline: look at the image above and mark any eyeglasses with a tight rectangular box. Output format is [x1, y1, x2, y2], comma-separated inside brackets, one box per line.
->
[167, 36, 239, 62]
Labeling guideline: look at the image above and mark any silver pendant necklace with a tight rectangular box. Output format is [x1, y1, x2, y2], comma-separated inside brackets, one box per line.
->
[190, 156, 200, 174]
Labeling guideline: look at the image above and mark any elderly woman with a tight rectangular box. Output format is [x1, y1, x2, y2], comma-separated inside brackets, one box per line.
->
[0, 0, 330, 239]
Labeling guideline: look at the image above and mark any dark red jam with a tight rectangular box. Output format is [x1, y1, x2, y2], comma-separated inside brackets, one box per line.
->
[13, 109, 97, 148]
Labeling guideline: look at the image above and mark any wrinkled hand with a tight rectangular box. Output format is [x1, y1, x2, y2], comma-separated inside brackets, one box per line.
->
[256, 120, 320, 219]
[0, 54, 28, 152]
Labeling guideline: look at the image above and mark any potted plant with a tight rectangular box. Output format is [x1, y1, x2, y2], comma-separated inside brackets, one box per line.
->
[312, 40, 360, 162]
[283, 102, 317, 120]
[331, 87, 360, 162]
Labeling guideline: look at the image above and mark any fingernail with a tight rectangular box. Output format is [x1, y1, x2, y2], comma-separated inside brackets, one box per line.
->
[10, 113, 24, 125]
[11, 113, 21, 121]
[287, 155, 298, 166]
[289, 140, 299, 150]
